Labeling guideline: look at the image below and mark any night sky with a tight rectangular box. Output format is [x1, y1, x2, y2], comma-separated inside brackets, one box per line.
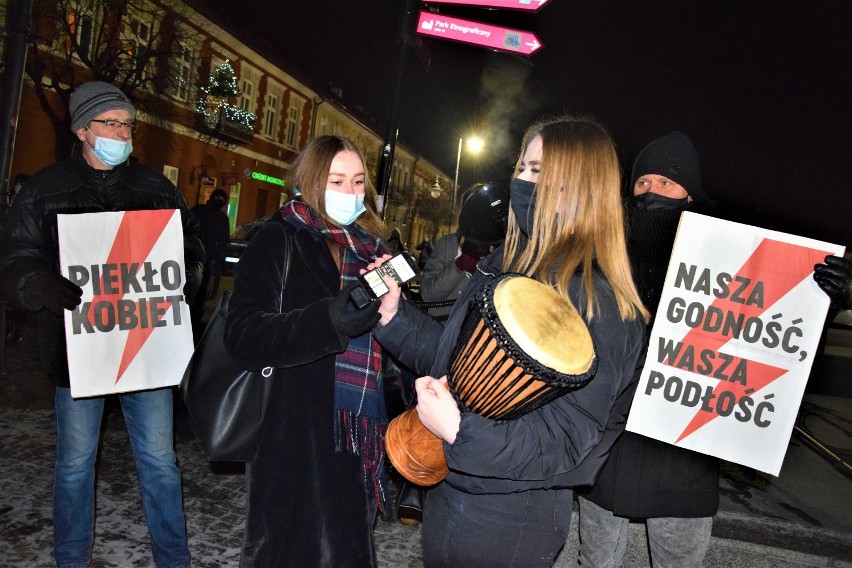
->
[201, 0, 851, 246]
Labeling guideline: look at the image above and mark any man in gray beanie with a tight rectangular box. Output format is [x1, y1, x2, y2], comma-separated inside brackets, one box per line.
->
[0, 81, 203, 568]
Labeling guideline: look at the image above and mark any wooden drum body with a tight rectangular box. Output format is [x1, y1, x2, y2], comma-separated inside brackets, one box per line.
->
[386, 274, 598, 486]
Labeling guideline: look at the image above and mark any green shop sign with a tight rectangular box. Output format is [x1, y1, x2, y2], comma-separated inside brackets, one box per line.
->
[250, 171, 286, 186]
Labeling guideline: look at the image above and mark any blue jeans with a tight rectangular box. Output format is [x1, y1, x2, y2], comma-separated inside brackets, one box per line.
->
[53, 387, 190, 568]
[577, 496, 712, 568]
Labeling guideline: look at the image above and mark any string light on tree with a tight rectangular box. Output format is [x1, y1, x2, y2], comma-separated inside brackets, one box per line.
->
[195, 59, 256, 133]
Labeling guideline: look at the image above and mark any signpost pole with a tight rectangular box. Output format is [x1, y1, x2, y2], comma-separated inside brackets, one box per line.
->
[377, 0, 419, 219]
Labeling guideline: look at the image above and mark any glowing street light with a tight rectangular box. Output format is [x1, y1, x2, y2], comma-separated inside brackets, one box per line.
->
[452, 136, 484, 218]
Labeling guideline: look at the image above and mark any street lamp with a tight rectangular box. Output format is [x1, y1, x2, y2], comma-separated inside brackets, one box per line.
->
[429, 176, 443, 198]
[451, 136, 484, 219]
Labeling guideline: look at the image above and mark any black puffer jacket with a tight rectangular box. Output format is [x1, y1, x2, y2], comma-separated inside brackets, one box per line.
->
[581, 202, 721, 518]
[0, 146, 204, 386]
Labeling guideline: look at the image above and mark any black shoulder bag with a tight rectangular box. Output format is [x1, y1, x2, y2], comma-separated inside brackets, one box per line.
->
[179, 229, 292, 462]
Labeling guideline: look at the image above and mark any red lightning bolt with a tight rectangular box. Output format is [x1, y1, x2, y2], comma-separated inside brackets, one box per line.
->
[86, 210, 177, 385]
[667, 238, 832, 443]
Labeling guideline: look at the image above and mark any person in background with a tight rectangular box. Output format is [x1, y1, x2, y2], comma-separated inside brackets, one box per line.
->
[371, 116, 649, 567]
[576, 131, 720, 568]
[415, 239, 433, 270]
[577, 131, 852, 568]
[0, 81, 203, 568]
[224, 135, 407, 567]
[419, 182, 509, 322]
[190, 187, 231, 333]
[394, 181, 510, 526]
[386, 227, 405, 256]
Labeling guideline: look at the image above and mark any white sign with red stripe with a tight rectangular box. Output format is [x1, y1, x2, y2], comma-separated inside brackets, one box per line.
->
[626, 212, 844, 475]
[59, 210, 194, 398]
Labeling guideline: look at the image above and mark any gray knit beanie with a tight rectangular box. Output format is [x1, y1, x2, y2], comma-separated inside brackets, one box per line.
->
[69, 82, 136, 132]
[630, 131, 707, 203]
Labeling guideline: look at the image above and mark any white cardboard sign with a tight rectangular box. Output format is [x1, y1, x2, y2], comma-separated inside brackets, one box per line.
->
[58, 210, 194, 398]
[625, 212, 844, 475]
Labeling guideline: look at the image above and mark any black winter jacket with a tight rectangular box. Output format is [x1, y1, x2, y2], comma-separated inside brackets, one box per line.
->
[0, 147, 204, 386]
[581, 203, 721, 518]
[373, 250, 646, 494]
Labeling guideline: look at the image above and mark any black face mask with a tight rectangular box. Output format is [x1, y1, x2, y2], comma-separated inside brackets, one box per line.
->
[510, 178, 536, 236]
[631, 192, 689, 211]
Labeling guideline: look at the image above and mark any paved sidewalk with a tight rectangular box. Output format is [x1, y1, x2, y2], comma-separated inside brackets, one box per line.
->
[1, 309, 850, 567]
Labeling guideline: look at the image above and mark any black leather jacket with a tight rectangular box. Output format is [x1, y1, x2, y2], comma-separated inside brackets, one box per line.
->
[0, 146, 204, 385]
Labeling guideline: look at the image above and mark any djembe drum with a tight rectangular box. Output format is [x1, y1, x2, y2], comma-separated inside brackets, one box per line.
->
[385, 274, 598, 486]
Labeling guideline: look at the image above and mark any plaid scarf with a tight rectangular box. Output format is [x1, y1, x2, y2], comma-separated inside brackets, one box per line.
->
[280, 198, 391, 513]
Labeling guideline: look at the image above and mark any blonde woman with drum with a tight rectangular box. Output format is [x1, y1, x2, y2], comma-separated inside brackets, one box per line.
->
[370, 115, 649, 567]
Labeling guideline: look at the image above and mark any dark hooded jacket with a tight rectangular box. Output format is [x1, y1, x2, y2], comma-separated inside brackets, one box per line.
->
[0, 146, 204, 387]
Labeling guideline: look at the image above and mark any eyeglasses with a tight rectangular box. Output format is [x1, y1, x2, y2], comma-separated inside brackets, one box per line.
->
[88, 119, 138, 133]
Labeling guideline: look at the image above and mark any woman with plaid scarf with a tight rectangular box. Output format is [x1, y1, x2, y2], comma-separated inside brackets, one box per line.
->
[224, 135, 405, 567]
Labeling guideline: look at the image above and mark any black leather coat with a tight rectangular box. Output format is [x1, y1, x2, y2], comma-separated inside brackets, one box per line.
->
[0, 147, 204, 386]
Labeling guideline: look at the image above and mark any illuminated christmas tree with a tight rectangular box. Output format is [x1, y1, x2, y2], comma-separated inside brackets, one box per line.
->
[201, 60, 241, 99]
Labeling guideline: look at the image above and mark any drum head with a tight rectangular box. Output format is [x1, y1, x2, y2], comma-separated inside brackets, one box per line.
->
[492, 275, 596, 377]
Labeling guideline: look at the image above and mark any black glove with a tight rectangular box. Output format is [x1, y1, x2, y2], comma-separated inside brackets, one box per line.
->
[26, 273, 84, 315]
[328, 282, 381, 338]
[814, 255, 852, 310]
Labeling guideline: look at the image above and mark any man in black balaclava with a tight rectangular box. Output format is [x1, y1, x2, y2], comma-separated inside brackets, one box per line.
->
[625, 131, 715, 315]
[578, 131, 852, 568]
[578, 131, 722, 567]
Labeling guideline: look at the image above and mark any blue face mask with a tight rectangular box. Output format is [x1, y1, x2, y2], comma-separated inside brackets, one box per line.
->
[86, 133, 133, 167]
[509, 178, 537, 236]
[325, 191, 366, 226]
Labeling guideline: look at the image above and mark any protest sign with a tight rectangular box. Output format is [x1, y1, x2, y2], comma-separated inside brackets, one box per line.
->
[625, 212, 844, 475]
[58, 210, 194, 398]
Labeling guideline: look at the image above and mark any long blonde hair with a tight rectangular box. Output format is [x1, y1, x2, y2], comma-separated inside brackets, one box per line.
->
[290, 135, 386, 237]
[503, 116, 649, 323]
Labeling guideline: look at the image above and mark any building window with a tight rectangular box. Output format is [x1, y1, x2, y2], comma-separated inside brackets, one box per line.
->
[239, 79, 255, 115]
[285, 95, 304, 149]
[263, 93, 279, 139]
[169, 41, 194, 101]
[66, 8, 96, 61]
[120, 14, 156, 80]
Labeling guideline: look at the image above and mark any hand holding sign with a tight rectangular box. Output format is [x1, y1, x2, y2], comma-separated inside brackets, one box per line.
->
[27, 273, 83, 315]
[813, 255, 852, 310]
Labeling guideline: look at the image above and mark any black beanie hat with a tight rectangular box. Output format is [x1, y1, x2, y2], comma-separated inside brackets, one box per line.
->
[630, 131, 707, 203]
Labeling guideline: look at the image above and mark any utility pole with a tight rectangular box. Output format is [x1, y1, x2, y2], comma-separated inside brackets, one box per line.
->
[0, 0, 32, 220]
[0, 0, 33, 373]
[376, 0, 418, 219]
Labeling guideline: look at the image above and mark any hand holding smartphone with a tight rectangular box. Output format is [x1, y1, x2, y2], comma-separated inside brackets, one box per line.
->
[350, 252, 420, 309]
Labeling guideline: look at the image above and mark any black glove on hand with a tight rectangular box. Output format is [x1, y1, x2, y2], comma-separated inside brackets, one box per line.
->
[814, 255, 852, 310]
[328, 282, 381, 338]
[27, 273, 84, 315]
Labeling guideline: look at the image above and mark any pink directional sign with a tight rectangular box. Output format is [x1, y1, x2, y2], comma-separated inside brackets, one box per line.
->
[416, 11, 543, 56]
[423, 0, 550, 11]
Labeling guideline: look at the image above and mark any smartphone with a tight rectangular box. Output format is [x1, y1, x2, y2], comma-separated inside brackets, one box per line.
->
[350, 252, 420, 309]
